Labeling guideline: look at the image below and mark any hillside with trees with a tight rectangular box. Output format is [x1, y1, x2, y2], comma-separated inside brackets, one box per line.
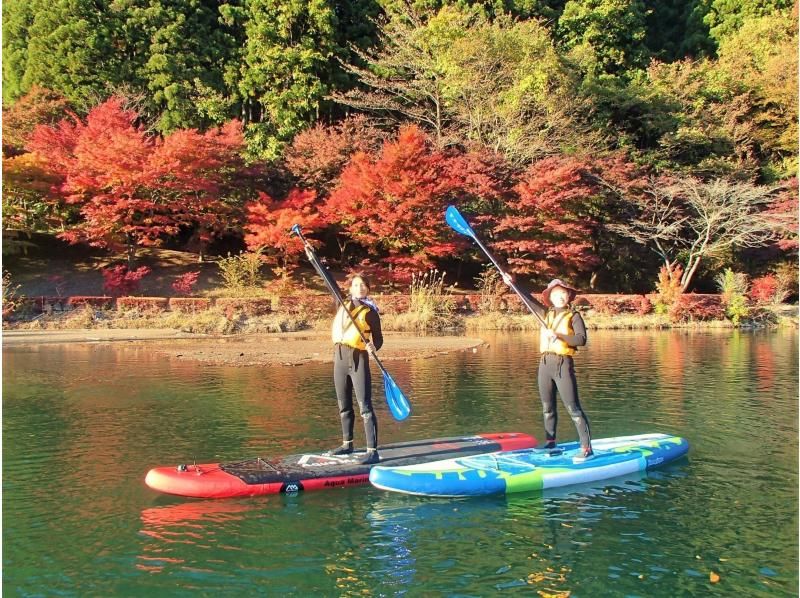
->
[3, 0, 797, 297]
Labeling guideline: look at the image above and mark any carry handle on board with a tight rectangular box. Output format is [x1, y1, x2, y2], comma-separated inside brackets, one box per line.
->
[444, 205, 549, 329]
[291, 224, 411, 422]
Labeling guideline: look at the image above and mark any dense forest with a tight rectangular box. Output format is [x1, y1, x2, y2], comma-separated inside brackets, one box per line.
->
[3, 0, 797, 293]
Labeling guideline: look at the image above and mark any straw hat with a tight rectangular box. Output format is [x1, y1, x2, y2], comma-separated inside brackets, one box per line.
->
[541, 279, 578, 307]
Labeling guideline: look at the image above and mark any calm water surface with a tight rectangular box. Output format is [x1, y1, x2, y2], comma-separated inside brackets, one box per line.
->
[3, 330, 798, 596]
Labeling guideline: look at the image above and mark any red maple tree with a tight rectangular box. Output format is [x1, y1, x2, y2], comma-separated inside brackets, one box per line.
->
[769, 177, 799, 252]
[325, 125, 460, 281]
[2, 86, 72, 153]
[2, 152, 69, 232]
[244, 188, 325, 274]
[152, 119, 247, 258]
[492, 156, 602, 280]
[172, 271, 201, 295]
[444, 149, 518, 255]
[284, 115, 384, 193]
[102, 265, 151, 296]
[27, 98, 246, 264]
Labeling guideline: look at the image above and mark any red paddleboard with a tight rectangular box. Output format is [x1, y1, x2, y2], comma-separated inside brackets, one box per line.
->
[145, 433, 536, 498]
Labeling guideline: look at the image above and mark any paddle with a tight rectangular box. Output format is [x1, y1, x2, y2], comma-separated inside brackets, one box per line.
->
[291, 225, 411, 421]
[444, 205, 550, 329]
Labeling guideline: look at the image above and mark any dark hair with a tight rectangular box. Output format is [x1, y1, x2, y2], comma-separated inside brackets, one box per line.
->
[348, 273, 370, 291]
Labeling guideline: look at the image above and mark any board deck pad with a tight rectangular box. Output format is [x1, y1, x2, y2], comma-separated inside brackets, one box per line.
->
[145, 432, 536, 498]
[369, 433, 690, 497]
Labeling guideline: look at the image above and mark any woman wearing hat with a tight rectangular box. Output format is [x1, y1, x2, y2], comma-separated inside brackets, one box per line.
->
[502, 274, 593, 461]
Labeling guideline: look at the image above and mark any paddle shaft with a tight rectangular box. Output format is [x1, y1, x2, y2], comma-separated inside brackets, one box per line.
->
[466, 230, 550, 330]
[293, 227, 390, 373]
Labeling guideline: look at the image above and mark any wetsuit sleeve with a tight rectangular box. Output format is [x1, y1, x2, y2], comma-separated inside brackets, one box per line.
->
[556, 312, 587, 347]
[513, 279, 546, 318]
[366, 309, 383, 351]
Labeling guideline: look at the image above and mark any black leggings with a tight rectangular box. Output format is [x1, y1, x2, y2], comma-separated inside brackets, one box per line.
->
[538, 353, 591, 448]
[333, 344, 378, 449]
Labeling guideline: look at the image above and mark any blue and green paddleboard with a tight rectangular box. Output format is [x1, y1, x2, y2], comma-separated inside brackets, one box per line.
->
[368, 433, 689, 497]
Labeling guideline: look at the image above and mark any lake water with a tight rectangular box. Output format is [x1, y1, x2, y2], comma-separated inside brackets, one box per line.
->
[3, 329, 798, 596]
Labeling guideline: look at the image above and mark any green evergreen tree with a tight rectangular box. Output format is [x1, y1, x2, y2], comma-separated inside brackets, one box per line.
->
[380, 0, 567, 21]
[703, 0, 793, 42]
[558, 0, 650, 76]
[236, 0, 379, 159]
[644, 0, 715, 60]
[5, 0, 120, 107]
[5, 1, 246, 131]
[2, 0, 38, 103]
[237, 0, 338, 159]
[118, 0, 244, 132]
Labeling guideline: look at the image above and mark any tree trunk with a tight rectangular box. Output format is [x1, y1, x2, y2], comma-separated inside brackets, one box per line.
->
[337, 237, 349, 267]
[126, 236, 136, 268]
[681, 257, 702, 293]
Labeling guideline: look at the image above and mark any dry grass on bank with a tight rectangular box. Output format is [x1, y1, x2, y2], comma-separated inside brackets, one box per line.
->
[5, 303, 796, 335]
[11, 305, 316, 335]
[380, 311, 462, 332]
[463, 312, 738, 331]
[464, 313, 541, 331]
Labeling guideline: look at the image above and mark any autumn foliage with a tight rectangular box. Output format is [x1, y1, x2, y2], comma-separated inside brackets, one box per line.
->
[2, 152, 67, 231]
[244, 188, 324, 272]
[446, 150, 517, 228]
[27, 98, 246, 261]
[493, 156, 601, 280]
[770, 178, 799, 252]
[749, 275, 779, 304]
[102, 265, 151, 296]
[283, 115, 383, 193]
[655, 263, 685, 308]
[326, 125, 459, 280]
[2, 86, 72, 153]
[172, 272, 201, 295]
[8, 86, 795, 293]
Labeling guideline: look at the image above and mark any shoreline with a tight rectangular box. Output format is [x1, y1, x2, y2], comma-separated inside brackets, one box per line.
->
[2, 329, 487, 366]
[2, 328, 205, 345]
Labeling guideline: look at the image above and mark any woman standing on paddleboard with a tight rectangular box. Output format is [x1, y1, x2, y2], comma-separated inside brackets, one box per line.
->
[327, 274, 383, 464]
[502, 275, 593, 461]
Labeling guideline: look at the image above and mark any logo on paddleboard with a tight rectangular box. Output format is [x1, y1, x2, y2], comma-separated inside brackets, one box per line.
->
[281, 481, 304, 493]
[297, 454, 358, 467]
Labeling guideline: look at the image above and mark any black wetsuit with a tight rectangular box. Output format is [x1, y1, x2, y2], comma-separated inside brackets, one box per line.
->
[518, 289, 592, 449]
[333, 299, 383, 450]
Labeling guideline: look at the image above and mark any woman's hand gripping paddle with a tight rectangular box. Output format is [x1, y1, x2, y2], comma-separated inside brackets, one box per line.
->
[291, 225, 411, 421]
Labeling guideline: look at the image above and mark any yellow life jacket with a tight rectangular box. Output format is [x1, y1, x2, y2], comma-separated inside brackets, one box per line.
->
[331, 301, 371, 350]
[540, 309, 577, 356]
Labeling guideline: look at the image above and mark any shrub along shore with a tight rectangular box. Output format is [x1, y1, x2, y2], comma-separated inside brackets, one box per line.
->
[4, 292, 796, 335]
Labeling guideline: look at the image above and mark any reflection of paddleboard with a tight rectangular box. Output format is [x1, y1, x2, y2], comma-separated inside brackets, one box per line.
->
[144, 433, 536, 498]
[369, 433, 689, 497]
[140, 500, 255, 527]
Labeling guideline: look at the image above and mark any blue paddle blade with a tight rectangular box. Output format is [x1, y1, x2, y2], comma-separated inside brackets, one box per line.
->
[383, 372, 411, 421]
[445, 205, 475, 238]
[290, 224, 302, 236]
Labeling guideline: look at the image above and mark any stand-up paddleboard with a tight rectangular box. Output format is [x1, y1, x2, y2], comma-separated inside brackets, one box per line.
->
[369, 433, 689, 497]
[145, 433, 536, 498]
